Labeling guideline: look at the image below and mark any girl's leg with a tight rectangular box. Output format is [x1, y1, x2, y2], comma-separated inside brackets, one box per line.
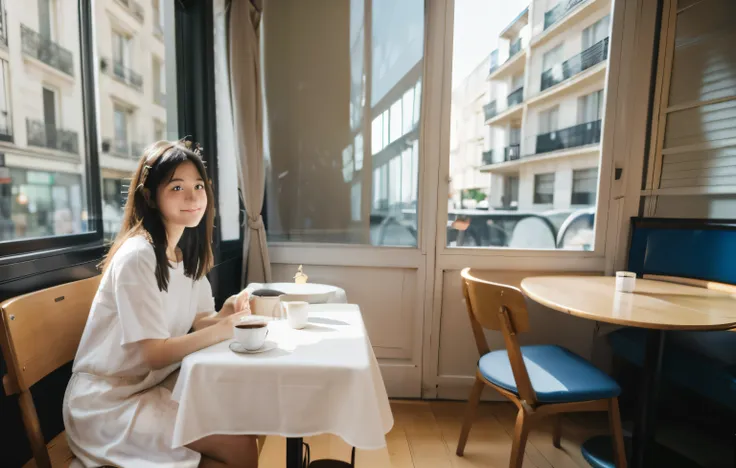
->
[188, 434, 259, 468]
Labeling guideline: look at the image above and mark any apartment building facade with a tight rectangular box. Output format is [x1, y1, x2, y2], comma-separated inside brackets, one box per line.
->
[0, 0, 168, 241]
[95, 0, 167, 236]
[480, 0, 611, 213]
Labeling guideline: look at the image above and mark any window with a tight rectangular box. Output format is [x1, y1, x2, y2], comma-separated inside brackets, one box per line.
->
[643, 0, 736, 219]
[448, 0, 613, 250]
[542, 44, 563, 71]
[582, 15, 610, 49]
[153, 56, 166, 107]
[38, 0, 58, 41]
[578, 90, 603, 123]
[0, 59, 11, 141]
[534, 173, 555, 204]
[571, 168, 598, 205]
[539, 106, 559, 134]
[113, 106, 130, 156]
[261, 0, 424, 245]
[504, 175, 519, 208]
[112, 30, 131, 69]
[153, 0, 165, 37]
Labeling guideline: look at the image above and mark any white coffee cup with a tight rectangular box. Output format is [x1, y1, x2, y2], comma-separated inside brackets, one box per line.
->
[615, 271, 636, 293]
[282, 301, 309, 329]
[233, 321, 269, 350]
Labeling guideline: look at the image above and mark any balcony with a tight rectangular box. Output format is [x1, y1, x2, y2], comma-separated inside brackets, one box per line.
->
[535, 119, 601, 154]
[507, 87, 524, 107]
[483, 101, 497, 121]
[112, 60, 143, 91]
[0, 121, 12, 143]
[482, 150, 494, 166]
[505, 144, 521, 161]
[118, 0, 145, 23]
[26, 119, 79, 154]
[540, 38, 608, 92]
[544, 0, 588, 30]
[509, 38, 522, 59]
[20, 25, 74, 76]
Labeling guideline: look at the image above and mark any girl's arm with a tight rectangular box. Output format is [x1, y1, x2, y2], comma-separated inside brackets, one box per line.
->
[137, 310, 249, 370]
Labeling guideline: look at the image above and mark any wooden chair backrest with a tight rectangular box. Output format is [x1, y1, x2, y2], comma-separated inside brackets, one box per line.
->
[0, 275, 100, 393]
[461, 268, 537, 404]
[0, 275, 100, 468]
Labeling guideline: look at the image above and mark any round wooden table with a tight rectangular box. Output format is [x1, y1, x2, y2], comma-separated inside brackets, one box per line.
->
[521, 276, 736, 468]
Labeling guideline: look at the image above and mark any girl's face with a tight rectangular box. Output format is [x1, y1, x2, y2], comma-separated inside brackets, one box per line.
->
[155, 160, 207, 229]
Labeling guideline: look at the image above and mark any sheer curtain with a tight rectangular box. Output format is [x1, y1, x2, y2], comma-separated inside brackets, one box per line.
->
[214, 0, 272, 284]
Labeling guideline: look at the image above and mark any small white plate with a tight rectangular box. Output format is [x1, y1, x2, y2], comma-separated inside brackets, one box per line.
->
[229, 340, 278, 354]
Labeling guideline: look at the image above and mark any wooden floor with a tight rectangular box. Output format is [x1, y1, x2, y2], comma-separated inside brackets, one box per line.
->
[259, 400, 611, 468]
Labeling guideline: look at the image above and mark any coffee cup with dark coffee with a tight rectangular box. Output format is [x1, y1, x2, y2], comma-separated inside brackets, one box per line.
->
[234, 321, 269, 351]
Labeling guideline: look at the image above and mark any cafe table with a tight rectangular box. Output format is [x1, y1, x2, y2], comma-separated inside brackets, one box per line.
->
[170, 304, 393, 467]
[520, 276, 736, 468]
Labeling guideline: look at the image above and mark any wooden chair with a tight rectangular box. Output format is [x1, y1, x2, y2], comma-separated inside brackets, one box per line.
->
[0, 275, 101, 468]
[455, 268, 627, 468]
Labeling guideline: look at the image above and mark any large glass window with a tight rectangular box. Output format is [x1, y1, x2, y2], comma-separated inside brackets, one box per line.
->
[448, 0, 613, 249]
[261, 0, 423, 246]
[0, 0, 89, 242]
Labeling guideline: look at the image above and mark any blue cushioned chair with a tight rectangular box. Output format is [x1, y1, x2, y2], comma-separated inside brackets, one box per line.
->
[455, 268, 627, 468]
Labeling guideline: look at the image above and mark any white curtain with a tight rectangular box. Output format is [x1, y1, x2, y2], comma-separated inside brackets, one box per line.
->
[223, 0, 271, 284]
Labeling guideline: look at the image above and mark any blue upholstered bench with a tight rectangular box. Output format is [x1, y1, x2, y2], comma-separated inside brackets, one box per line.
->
[609, 218, 736, 411]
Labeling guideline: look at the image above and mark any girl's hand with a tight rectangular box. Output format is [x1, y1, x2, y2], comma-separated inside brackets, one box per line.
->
[220, 292, 250, 317]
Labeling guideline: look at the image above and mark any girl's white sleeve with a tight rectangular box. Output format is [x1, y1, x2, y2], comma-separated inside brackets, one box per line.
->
[113, 248, 170, 345]
[196, 276, 216, 314]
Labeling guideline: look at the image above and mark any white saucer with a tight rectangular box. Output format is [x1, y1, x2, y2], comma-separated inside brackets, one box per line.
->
[229, 340, 278, 354]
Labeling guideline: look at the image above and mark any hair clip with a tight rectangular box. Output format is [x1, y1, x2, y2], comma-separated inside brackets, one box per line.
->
[182, 136, 204, 157]
[138, 164, 152, 188]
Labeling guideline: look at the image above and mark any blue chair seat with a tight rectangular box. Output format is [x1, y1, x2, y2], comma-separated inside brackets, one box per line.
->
[478, 345, 621, 403]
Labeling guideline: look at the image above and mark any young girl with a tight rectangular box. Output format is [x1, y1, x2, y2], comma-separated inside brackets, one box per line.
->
[64, 140, 258, 468]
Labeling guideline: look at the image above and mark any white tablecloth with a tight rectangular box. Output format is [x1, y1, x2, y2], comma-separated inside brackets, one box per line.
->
[170, 304, 393, 450]
[244, 282, 348, 304]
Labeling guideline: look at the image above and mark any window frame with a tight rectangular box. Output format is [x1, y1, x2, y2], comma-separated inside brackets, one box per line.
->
[533, 172, 555, 205]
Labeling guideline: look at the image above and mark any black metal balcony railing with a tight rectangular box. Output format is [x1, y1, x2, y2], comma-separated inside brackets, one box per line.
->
[483, 101, 497, 121]
[541, 37, 609, 91]
[0, 121, 12, 143]
[482, 150, 493, 166]
[509, 38, 522, 58]
[20, 24, 74, 76]
[544, 0, 587, 30]
[507, 87, 524, 107]
[26, 119, 79, 154]
[536, 119, 602, 154]
[505, 144, 521, 161]
[112, 61, 143, 91]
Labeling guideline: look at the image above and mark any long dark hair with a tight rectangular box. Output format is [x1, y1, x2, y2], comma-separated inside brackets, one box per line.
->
[100, 139, 215, 291]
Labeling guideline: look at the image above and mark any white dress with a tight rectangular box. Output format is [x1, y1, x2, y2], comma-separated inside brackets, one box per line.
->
[63, 235, 215, 468]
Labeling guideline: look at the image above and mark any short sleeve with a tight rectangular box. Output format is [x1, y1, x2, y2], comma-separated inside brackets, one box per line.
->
[113, 246, 170, 345]
[196, 276, 216, 314]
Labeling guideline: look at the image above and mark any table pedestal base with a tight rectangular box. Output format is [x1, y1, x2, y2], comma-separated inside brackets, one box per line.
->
[581, 435, 700, 468]
[286, 437, 304, 468]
